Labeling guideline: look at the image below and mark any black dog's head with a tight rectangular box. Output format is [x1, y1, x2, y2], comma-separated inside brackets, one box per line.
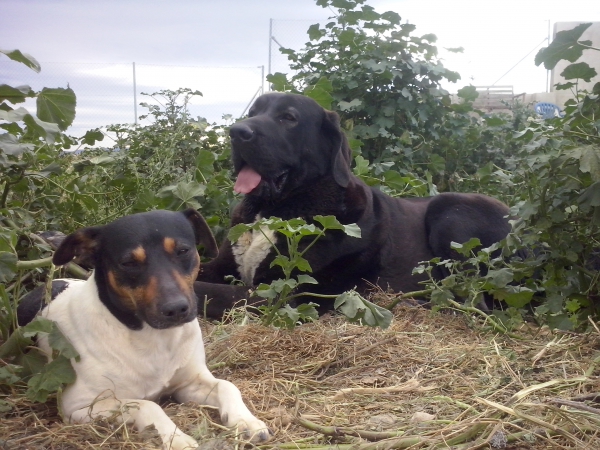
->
[229, 92, 352, 202]
[52, 209, 218, 330]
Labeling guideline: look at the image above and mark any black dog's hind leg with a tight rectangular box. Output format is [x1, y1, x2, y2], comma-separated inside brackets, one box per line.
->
[17, 280, 70, 326]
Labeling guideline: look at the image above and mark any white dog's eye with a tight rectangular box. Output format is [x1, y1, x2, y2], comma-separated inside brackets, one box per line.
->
[120, 259, 140, 268]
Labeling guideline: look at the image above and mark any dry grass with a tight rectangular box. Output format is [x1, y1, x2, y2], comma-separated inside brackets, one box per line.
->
[2, 304, 600, 449]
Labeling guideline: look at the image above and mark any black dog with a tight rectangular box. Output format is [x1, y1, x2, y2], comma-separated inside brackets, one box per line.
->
[195, 92, 512, 317]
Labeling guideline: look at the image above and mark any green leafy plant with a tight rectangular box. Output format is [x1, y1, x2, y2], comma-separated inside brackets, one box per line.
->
[412, 237, 539, 333]
[228, 215, 392, 329]
[0, 316, 79, 405]
[269, 0, 460, 162]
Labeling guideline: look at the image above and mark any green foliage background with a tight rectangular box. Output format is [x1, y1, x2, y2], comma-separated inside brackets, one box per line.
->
[0, 0, 599, 407]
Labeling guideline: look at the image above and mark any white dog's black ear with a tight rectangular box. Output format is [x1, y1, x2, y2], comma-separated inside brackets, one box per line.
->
[181, 208, 219, 258]
[323, 110, 352, 188]
[53, 226, 102, 266]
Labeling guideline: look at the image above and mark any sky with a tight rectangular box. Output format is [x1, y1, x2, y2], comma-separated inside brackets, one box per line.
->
[1, 0, 599, 138]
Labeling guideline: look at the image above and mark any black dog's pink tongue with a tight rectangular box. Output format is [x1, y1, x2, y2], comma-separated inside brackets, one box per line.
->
[234, 166, 262, 194]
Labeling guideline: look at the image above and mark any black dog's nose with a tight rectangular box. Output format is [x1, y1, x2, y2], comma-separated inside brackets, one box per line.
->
[230, 123, 254, 141]
[159, 299, 190, 318]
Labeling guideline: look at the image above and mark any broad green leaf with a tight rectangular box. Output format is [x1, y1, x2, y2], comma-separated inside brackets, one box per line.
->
[304, 77, 333, 109]
[314, 215, 344, 229]
[255, 284, 277, 299]
[270, 278, 297, 293]
[172, 180, 206, 203]
[485, 268, 514, 288]
[560, 62, 598, 81]
[0, 251, 17, 284]
[48, 322, 80, 361]
[196, 149, 216, 174]
[295, 303, 319, 321]
[294, 256, 312, 273]
[338, 98, 363, 111]
[457, 85, 478, 102]
[19, 351, 47, 377]
[89, 155, 117, 166]
[0, 365, 20, 385]
[484, 116, 507, 127]
[450, 238, 481, 256]
[554, 81, 577, 90]
[80, 129, 104, 146]
[36, 87, 77, 131]
[308, 24, 326, 41]
[334, 290, 393, 329]
[534, 23, 592, 70]
[0, 84, 35, 104]
[23, 113, 61, 143]
[338, 29, 357, 47]
[353, 155, 370, 176]
[266, 72, 292, 93]
[335, 290, 359, 317]
[493, 286, 534, 308]
[579, 181, 600, 208]
[228, 223, 251, 243]
[277, 304, 300, 324]
[341, 223, 361, 238]
[0, 317, 54, 359]
[271, 254, 291, 270]
[20, 317, 54, 337]
[546, 313, 574, 331]
[427, 153, 445, 174]
[26, 355, 76, 402]
[0, 49, 41, 72]
[297, 274, 318, 285]
[431, 289, 455, 305]
[0, 323, 32, 359]
[577, 145, 600, 181]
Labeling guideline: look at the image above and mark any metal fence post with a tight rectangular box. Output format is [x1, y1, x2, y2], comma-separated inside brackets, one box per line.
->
[133, 62, 138, 124]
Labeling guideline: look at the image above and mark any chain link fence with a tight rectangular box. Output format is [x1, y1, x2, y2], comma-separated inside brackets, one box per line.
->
[2, 60, 266, 140]
[269, 19, 315, 76]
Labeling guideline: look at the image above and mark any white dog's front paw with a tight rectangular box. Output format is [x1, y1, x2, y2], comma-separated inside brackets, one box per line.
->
[162, 430, 199, 450]
[232, 416, 271, 442]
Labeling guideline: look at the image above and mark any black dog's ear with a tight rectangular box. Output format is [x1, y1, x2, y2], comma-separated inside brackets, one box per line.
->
[181, 208, 219, 258]
[53, 226, 102, 267]
[323, 110, 352, 188]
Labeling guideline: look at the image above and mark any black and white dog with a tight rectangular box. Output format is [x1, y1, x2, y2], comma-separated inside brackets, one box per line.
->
[18, 209, 270, 450]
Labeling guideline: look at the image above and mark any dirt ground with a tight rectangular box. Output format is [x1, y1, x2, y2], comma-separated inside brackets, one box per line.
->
[1, 305, 599, 449]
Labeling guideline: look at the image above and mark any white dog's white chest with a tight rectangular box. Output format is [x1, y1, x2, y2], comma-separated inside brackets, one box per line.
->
[232, 223, 277, 285]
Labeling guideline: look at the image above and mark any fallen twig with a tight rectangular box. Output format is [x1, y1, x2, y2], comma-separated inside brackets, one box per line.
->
[331, 378, 436, 400]
[548, 398, 600, 416]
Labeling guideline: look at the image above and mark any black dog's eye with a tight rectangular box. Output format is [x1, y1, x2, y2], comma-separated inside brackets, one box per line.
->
[281, 113, 296, 122]
[176, 247, 190, 257]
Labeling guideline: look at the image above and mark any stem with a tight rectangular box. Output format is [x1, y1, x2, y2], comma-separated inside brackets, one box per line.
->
[578, 42, 600, 51]
[386, 289, 434, 310]
[442, 298, 526, 339]
[0, 180, 10, 209]
[294, 416, 406, 441]
[16, 257, 53, 270]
